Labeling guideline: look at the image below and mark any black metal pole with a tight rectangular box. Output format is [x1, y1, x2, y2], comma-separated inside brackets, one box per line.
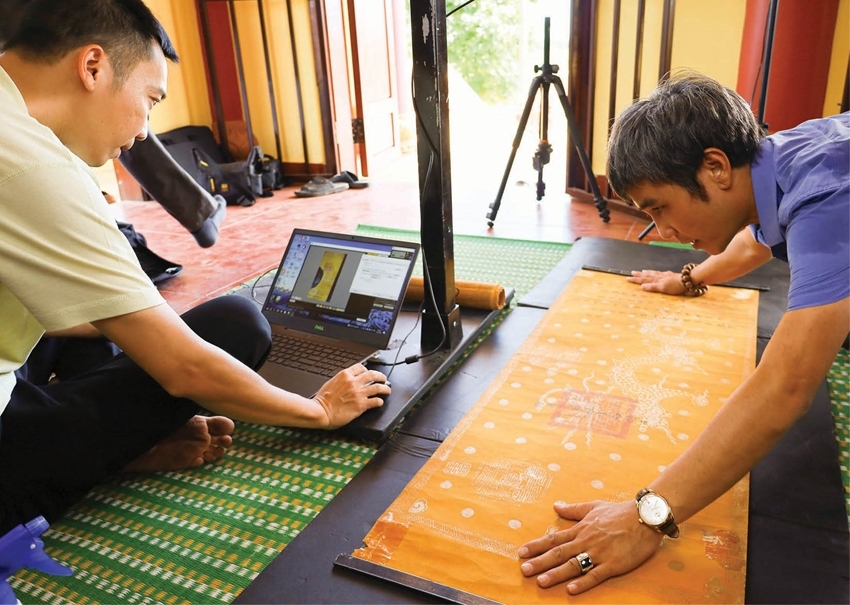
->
[409, 0, 462, 351]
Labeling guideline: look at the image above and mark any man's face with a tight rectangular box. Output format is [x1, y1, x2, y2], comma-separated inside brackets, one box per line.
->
[627, 176, 743, 256]
[77, 44, 167, 166]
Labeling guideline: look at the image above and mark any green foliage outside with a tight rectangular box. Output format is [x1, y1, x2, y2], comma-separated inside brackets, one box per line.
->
[445, 0, 540, 105]
[403, 0, 573, 106]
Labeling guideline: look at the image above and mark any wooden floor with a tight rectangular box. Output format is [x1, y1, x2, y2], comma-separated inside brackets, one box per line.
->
[111, 154, 661, 314]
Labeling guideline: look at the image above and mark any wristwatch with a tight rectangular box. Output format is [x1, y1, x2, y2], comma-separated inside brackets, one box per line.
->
[635, 488, 680, 538]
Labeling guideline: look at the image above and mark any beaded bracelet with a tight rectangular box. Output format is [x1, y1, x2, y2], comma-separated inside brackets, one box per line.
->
[680, 263, 708, 297]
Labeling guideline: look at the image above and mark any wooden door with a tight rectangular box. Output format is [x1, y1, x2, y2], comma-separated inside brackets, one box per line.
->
[348, 0, 401, 176]
[324, 0, 401, 177]
[323, 0, 356, 175]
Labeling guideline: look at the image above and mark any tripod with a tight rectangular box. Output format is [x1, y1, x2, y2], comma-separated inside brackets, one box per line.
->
[487, 18, 609, 227]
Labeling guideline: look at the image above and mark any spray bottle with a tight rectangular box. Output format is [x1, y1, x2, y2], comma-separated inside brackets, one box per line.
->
[0, 517, 73, 605]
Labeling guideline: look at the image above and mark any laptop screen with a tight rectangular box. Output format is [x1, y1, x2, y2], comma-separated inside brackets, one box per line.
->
[262, 229, 420, 348]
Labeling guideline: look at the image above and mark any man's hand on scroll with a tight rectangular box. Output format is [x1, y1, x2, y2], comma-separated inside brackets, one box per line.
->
[518, 499, 662, 595]
[628, 229, 773, 297]
[627, 269, 687, 295]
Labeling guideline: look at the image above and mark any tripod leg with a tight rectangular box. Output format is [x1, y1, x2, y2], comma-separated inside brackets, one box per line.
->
[637, 221, 656, 240]
[551, 76, 610, 223]
[487, 76, 543, 227]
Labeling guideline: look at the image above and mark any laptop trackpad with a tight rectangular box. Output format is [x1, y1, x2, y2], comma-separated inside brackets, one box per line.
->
[258, 363, 326, 399]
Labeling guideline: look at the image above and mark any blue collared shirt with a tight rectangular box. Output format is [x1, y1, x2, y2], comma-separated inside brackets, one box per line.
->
[749, 113, 850, 310]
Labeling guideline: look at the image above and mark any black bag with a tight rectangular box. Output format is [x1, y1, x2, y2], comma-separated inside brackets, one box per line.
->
[159, 124, 258, 205]
[157, 125, 232, 168]
[242, 145, 269, 198]
[260, 154, 285, 191]
[193, 147, 257, 207]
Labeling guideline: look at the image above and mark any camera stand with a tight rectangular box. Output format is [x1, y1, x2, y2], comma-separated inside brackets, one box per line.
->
[487, 17, 610, 227]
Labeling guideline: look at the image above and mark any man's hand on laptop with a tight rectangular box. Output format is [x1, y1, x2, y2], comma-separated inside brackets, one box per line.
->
[312, 364, 390, 429]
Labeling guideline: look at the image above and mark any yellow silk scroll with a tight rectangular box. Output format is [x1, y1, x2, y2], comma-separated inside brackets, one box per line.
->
[308, 251, 345, 301]
[352, 270, 759, 604]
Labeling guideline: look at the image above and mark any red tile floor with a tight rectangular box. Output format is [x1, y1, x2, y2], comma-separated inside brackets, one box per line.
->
[110, 155, 662, 313]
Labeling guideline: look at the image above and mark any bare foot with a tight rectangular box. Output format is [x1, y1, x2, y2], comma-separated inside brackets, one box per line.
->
[124, 416, 235, 473]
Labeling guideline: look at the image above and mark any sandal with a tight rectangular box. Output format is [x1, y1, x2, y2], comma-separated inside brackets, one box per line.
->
[330, 170, 369, 189]
[294, 176, 349, 197]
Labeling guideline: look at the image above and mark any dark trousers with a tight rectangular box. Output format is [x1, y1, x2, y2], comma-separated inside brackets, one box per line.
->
[0, 296, 271, 535]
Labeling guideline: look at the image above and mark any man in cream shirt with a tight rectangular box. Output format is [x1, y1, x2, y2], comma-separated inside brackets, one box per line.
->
[0, 0, 389, 535]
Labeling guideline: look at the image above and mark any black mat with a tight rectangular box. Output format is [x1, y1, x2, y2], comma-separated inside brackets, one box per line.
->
[346, 298, 511, 442]
[236, 237, 848, 604]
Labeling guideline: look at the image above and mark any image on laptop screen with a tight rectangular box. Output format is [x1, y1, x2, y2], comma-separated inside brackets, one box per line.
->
[263, 231, 419, 345]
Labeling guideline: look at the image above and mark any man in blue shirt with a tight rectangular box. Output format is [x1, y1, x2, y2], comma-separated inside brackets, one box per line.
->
[518, 72, 849, 594]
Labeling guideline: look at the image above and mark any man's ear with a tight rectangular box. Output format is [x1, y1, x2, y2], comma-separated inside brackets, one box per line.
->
[700, 148, 733, 190]
[77, 44, 110, 92]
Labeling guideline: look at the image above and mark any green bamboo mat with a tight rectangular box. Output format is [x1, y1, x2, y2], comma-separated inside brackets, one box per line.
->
[827, 348, 850, 514]
[354, 225, 573, 305]
[10, 227, 571, 605]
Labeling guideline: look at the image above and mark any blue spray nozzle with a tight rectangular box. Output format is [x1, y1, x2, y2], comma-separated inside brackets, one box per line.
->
[0, 516, 73, 605]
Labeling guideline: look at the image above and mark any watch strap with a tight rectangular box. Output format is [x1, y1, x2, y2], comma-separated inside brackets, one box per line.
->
[635, 487, 652, 501]
[657, 516, 680, 538]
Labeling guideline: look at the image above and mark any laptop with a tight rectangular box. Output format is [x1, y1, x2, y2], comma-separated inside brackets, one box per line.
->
[258, 228, 420, 398]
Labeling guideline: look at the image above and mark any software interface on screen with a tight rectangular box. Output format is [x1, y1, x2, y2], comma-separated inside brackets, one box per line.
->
[265, 233, 417, 335]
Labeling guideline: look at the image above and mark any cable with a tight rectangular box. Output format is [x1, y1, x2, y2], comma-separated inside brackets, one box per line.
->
[249, 268, 277, 304]
[447, 0, 476, 18]
[748, 12, 770, 106]
[374, 300, 425, 381]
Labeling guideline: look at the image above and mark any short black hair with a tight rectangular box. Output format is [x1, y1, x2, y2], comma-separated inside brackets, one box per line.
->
[2, 0, 179, 83]
[606, 70, 763, 203]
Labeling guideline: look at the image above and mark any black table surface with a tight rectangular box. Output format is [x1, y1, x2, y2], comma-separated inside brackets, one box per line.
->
[236, 237, 848, 605]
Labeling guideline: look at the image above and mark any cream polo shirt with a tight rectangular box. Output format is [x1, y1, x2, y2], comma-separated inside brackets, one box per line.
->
[0, 66, 165, 413]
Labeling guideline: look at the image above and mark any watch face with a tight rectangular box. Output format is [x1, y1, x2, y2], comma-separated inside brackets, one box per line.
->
[639, 493, 669, 525]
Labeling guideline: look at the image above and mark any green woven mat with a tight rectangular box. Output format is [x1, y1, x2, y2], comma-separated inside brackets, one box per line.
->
[827, 348, 850, 516]
[11, 227, 571, 605]
[354, 225, 572, 305]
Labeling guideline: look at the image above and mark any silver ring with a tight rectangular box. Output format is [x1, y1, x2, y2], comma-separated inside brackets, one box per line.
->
[575, 552, 594, 574]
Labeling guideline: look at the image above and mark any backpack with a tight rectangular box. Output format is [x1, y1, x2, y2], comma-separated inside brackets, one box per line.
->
[192, 147, 257, 207]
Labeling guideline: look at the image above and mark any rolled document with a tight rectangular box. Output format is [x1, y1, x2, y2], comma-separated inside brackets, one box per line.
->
[404, 276, 506, 310]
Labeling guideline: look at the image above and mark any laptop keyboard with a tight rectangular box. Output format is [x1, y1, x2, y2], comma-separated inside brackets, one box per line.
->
[267, 333, 367, 377]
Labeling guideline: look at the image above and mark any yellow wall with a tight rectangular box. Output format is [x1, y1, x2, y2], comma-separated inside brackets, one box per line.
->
[144, 0, 323, 164]
[146, 0, 212, 133]
[233, 0, 325, 164]
[591, 0, 746, 173]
